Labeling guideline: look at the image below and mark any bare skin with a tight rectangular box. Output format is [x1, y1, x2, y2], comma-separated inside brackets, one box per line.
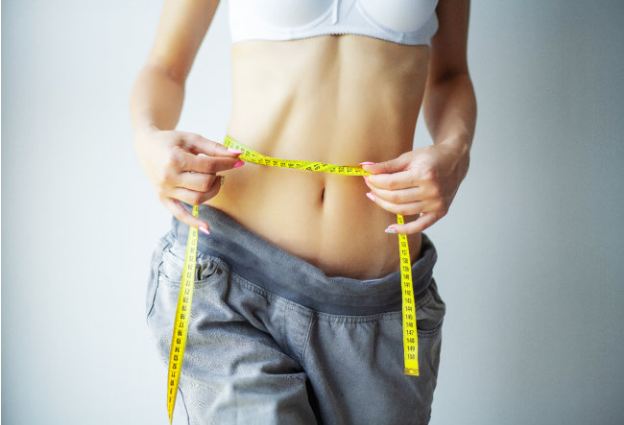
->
[130, 0, 476, 280]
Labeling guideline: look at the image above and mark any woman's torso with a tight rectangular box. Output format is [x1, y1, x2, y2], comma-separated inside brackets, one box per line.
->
[208, 35, 430, 279]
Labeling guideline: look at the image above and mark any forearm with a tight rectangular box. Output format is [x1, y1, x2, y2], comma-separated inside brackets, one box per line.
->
[363, 0, 475, 233]
[423, 72, 476, 158]
[129, 65, 185, 139]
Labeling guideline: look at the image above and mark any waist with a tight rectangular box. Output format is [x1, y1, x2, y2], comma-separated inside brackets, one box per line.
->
[171, 204, 437, 316]
[208, 142, 423, 278]
[219, 39, 429, 277]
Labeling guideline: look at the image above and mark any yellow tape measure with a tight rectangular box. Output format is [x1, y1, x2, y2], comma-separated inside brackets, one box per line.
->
[166, 205, 198, 424]
[224, 137, 369, 176]
[166, 137, 420, 421]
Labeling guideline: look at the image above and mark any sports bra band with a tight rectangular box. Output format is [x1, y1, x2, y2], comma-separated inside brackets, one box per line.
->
[228, 0, 439, 46]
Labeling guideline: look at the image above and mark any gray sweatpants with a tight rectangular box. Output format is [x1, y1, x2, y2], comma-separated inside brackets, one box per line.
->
[146, 205, 445, 425]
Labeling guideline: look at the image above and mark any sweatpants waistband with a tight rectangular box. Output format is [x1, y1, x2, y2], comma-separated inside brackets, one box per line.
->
[171, 204, 437, 316]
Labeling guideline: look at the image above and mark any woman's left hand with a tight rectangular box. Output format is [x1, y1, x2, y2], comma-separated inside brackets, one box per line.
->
[361, 142, 469, 235]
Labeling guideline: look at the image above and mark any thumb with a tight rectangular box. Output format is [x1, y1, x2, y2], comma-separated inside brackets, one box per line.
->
[360, 154, 410, 175]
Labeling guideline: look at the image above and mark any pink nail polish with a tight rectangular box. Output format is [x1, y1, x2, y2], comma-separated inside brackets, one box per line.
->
[227, 148, 244, 154]
[234, 160, 245, 168]
[359, 161, 375, 166]
[199, 226, 210, 235]
[363, 176, 371, 189]
[366, 192, 375, 202]
[385, 227, 398, 234]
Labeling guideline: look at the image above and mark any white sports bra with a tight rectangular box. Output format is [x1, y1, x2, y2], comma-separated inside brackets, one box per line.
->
[228, 0, 439, 46]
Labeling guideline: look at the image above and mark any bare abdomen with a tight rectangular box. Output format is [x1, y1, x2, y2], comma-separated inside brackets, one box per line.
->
[208, 35, 429, 279]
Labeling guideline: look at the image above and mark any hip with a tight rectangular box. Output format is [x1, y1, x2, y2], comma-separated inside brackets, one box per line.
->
[169, 204, 435, 311]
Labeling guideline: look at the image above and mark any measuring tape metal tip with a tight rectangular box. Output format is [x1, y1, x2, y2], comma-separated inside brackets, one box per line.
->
[404, 368, 420, 376]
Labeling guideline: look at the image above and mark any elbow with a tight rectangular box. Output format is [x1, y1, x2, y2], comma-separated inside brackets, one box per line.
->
[428, 66, 472, 89]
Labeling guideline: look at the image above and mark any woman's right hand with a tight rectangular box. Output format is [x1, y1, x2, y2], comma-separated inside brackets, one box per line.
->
[135, 128, 244, 231]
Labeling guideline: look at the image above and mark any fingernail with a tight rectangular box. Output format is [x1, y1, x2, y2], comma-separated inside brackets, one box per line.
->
[199, 226, 210, 235]
[227, 148, 244, 154]
[385, 227, 398, 234]
[234, 160, 245, 168]
[363, 176, 371, 189]
[359, 161, 375, 166]
[366, 192, 375, 202]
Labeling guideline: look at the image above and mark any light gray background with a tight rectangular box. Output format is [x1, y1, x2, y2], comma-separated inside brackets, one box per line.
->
[2, 1, 623, 424]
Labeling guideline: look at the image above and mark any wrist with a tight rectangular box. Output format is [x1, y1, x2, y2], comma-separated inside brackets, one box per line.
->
[434, 135, 471, 181]
[134, 122, 162, 139]
[436, 134, 471, 159]
[133, 124, 166, 155]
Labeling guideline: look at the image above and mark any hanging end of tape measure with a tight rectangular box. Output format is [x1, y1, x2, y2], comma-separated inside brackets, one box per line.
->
[404, 367, 420, 377]
[168, 394, 176, 424]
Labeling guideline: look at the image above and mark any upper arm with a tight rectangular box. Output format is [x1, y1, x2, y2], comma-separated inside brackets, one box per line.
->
[428, 0, 471, 81]
[145, 0, 221, 83]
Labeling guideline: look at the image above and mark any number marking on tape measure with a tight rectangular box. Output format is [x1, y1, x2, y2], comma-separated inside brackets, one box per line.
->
[165, 138, 421, 421]
[224, 136, 368, 176]
[397, 214, 419, 376]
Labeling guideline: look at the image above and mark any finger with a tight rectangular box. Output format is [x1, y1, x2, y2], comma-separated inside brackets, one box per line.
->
[366, 170, 419, 191]
[360, 154, 410, 175]
[163, 198, 208, 230]
[368, 185, 424, 205]
[366, 191, 425, 216]
[168, 187, 216, 210]
[202, 174, 224, 200]
[192, 154, 244, 173]
[170, 173, 225, 204]
[175, 172, 218, 193]
[385, 212, 442, 235]
[184, 135, 243, 158]
[175, 150, 244, 173]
